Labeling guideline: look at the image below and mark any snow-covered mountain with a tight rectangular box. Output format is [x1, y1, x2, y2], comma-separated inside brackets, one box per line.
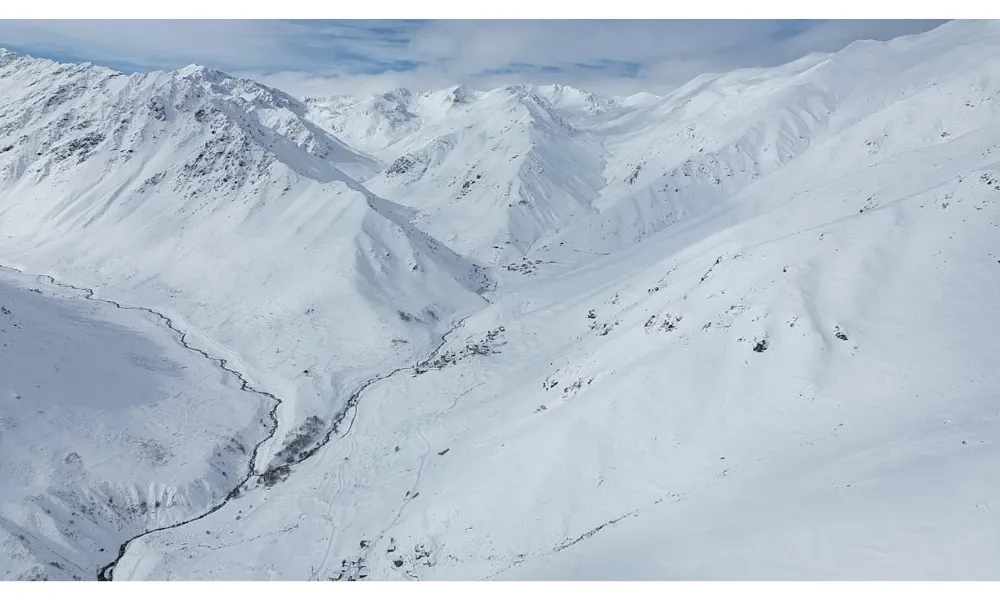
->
[3, 19, 1000, 581]
[0, 50, 492, 580]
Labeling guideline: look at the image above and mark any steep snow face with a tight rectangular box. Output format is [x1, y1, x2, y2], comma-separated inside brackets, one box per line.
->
[0, 51, 492, 480]
[309, 85, 606, 263]
[0, 268, 269, 581]
[3, 19, 1000, 582]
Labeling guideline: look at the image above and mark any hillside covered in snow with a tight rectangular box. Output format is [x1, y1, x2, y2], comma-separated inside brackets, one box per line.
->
[2, 19, 1000, 581]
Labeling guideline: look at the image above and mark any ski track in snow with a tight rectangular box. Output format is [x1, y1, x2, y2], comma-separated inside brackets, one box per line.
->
[0, 263, 470, 581]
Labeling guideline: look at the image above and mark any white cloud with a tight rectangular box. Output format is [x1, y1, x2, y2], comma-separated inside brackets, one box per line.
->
[0, 20, 282, 71]
[0, 19, 949, 97]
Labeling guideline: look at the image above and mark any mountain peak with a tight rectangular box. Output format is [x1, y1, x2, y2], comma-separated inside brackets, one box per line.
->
[174, 63, 231, 83]
[447, 84, 475, 104]
[0, 46, 36, 66]
[384, 87, 415, 101]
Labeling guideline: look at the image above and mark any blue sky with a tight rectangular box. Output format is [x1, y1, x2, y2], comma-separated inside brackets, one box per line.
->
[0, 20, 948, 96]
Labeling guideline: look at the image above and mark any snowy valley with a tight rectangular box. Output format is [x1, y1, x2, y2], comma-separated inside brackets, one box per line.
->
[2, 19, 1000, 581]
